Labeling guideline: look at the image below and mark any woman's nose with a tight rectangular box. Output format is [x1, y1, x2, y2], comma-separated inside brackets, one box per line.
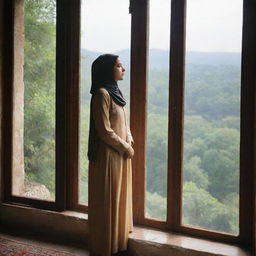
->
[122, 67, 125, 72]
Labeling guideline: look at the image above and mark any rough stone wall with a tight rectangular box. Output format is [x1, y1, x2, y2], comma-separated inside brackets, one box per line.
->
[12, 0, 25, 195]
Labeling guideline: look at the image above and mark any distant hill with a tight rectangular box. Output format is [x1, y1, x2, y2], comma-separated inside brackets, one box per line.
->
[81, 48, 241, 71]
[186, 51, 241, 67]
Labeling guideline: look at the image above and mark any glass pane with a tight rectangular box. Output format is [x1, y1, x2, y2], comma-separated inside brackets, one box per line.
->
[145, 0, 171, 221]
[79, 0, 131, 205]
[13, 0, 56, 200]
[182, 0, 242, 234]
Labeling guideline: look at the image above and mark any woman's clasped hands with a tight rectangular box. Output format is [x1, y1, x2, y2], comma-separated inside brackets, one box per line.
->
[125, 146, 134, 159]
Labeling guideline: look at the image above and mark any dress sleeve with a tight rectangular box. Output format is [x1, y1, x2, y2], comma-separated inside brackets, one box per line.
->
[92, 89, 130, 154]
[123, 108, 134, 146]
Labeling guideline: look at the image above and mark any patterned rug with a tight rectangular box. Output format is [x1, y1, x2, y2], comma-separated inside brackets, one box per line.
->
[0, 236, 76, 256]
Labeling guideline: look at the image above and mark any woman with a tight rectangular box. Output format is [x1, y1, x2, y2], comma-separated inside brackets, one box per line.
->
[88, 54, 134, 256]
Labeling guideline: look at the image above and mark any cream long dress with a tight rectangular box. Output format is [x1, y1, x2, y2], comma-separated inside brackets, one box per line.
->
[88, 88, 133, 256]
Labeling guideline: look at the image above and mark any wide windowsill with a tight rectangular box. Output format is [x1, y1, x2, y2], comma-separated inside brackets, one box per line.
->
[129, 226, 251, 256]
[0, 203, 252, 256]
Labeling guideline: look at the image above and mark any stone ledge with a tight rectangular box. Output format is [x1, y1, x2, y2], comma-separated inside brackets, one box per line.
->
[0, 203, 252, 256]
[0, 203, 88, 220]
[0, 203, 88, 244]
[128, 226, 251, 256]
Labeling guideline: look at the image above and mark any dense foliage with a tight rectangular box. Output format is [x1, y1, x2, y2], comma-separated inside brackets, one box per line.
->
[145, 62, 240, 234]
[24, 0, 240, 234]
[24, 0, 56, 197]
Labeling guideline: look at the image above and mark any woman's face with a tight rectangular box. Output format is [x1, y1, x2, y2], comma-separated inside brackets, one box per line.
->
[113, 58, 125, 81]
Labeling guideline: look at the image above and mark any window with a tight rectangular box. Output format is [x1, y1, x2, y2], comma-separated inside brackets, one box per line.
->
[14, 0, 57, 201]
[2, 0, 132, 212]
[2, 0, 81, 211]
[145, 0, 171, 221]
[2, 0, 255, 250]
[79, 0, 131, 207]
[130, 0, 255, 248]
[182, 0, 243, 235]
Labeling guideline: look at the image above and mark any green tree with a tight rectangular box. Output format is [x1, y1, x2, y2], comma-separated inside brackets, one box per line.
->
[184, 156, 209, 190]
[146, 113, 168, 198]
[146, 191, 166, 220]
[183, 182, 232, 233]
[24, 0, 56, 194]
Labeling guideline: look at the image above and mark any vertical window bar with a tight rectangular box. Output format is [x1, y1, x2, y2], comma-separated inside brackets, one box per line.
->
[239, 0, 256, 246]
[56, 0, 81, 211]
[130, 0, 149, 224]
[167, 0, 186, 230]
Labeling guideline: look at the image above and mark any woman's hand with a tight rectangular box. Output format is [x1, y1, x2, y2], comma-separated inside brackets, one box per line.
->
[125, 146, 134, 159]
[127, 136, 134, 147]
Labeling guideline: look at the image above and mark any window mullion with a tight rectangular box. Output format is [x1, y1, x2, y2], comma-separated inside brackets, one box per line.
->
[130, 0, 149, 225]
[167, 0, 186, 231]
[56, 0, 70, 211]
[66, 0, 81, 211]
[56, 0, 81, 211]
[239, 0, 256, 247]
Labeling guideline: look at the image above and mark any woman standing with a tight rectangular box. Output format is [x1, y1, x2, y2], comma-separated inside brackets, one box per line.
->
[87, 54, 134, 256]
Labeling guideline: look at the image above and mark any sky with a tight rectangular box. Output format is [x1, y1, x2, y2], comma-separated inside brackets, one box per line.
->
[80, 0, 243, 53]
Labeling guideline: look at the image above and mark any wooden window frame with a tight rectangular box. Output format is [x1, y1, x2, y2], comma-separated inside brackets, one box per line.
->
[130, 0, 256, 251]
[57, 0, 83, 212]
[2, 0, 81, 212]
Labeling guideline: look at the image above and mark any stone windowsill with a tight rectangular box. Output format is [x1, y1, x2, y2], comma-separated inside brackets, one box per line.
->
[62, 209, 251, 256]
[129, 226, 251, 256]
[0, 203, 252, 256]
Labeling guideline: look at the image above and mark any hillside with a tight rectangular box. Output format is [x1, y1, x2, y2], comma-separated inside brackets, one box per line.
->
[81, 48, 241, 71]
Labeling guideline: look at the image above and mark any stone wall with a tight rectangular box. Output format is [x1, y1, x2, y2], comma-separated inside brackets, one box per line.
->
[0, 0, 25, 200]
[12, 0, 25, 195]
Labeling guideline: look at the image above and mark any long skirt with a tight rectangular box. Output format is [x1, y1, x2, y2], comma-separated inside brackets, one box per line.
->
[88, 149, 133, 256]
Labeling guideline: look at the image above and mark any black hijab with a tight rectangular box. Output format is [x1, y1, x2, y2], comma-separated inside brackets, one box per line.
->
[87, 54, 126, 161]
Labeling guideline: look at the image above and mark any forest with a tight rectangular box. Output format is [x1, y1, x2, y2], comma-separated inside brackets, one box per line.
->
[24, 0, 240, 236]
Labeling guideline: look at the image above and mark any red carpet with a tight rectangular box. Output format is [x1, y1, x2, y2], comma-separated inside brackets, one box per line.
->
[0, 236, 75, 256]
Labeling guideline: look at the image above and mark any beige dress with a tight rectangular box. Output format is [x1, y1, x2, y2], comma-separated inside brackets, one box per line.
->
[88, 88, 133, 256]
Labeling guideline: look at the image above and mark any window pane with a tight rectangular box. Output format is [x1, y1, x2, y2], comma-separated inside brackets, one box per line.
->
[13, 0, 56, 200]
[182, 0, 242, 234]
[145, 0, 171, 221]
[79, 0, 131, 205]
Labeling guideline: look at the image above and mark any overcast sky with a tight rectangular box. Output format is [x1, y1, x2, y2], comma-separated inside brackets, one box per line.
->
[80, 0, 243, 53]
